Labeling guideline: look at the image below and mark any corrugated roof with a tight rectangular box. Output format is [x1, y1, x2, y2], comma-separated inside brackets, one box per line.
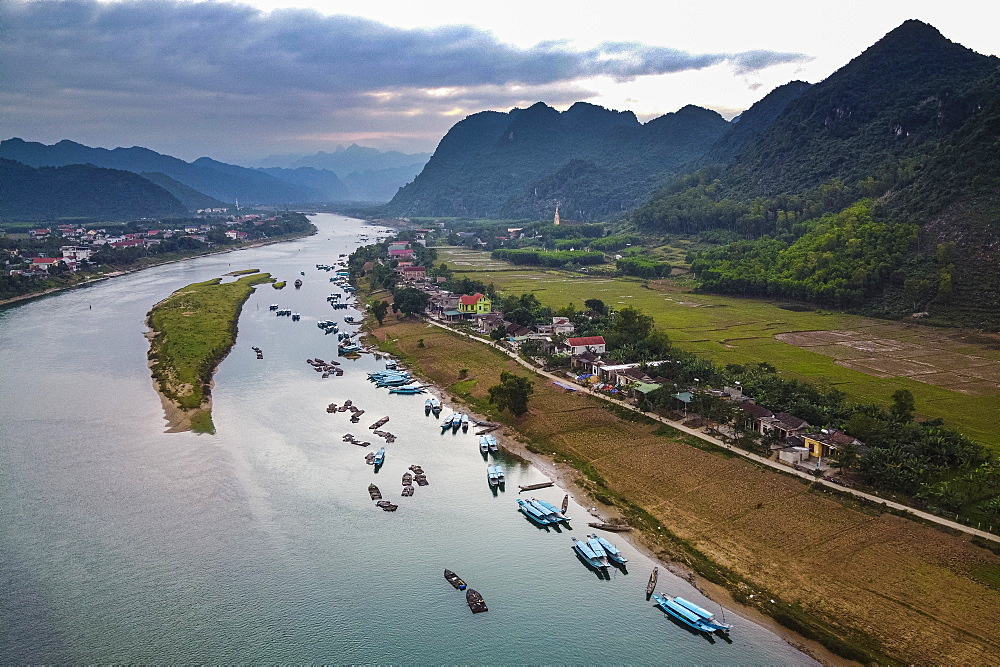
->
[567, 335, 605, 346]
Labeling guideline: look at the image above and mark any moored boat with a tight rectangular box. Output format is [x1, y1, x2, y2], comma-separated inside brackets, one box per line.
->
[373, 447, 385, 466]
[425, 398, 433, 415]
[571, 536, 609, 570]
[534, 498, 570, 523]
[451, 414, 462, 433]
[673, 596, 732, 633]
[441, 414, 454, 430]
[444, 569, 467, 590]
[646, 567, 659, 597]
[487, 465, 500, 487]
[495, 465, 505, 485]
[461, 414, 470, 432]
[368, 483, 382, 500]
[486, 434, 498, 453]
[479, 436, 489, 454]
[585, 536, 611, 568]
[652, 594, 718, 634]
[389, 386, 425, 394]
[465, 588, 488, 613]
[516, 498, 554, 525]
[590, 533, 627, 565]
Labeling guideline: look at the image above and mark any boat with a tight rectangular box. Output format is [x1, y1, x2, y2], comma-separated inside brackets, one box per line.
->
[486, 434, 498, 453]
[585, 536, 611, 568]
[425, 398, 433, 415]
[444, 569, 467, 590]
[652, 594, 718, 635]
[646, 567, 659, 597]
[338, 344, 362, 355]
[441, 414, 454, 430]
[294, 279, 302, 288]
[431, 400, 442, 418]
[528, 499, 561, 523]
[389, 386, 426, 394]
[673, 597, 732, 633]
[372, 447, 385, 466]
[451, 414, 462, 433]
[461, 414, 470, 432]
[291, 313, 300, 321]
[516, 498, 554, 525]
[487, 465, 500, 487]
[495, 465, 505, 485]
[479, 436, 489, 454]
[533, 498, 570, 523]
[561, 494, 569, 515]
[571, 537, 609, 570]
[368, 484, 382, 500]
[590, 533, 627, 565]
[518, 481, 554, 492]
[268, 304, 279, 311]
[587, 522, 633, 532]
[465, 588, 488, 613]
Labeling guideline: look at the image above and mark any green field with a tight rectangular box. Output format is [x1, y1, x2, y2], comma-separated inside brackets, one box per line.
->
[147, 272, 272, 432]
[438, 247, 1000, 449]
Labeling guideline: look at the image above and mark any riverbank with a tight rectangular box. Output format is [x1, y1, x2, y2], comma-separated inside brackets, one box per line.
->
[0, 226, 315, 310]
[368, 314, 1000, 666]
[146, 272, 273, 433]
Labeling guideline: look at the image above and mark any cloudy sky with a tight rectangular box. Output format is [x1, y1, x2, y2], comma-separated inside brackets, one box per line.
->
[2, 0, 995, 164]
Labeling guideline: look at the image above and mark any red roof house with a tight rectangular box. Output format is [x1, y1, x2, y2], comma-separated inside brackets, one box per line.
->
[565, 336, 606, 355]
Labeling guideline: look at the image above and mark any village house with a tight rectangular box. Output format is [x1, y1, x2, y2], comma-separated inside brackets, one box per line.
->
[29, 257, 61, 271]
[803, 429, 864, 460]
[458, 292, 491, 315]
[563, 335, 606, 355]
[30, 228, 51, 239]
[760, 412, 811, 439]
[473, 312, 505, 334]
[401, 265, 426, 281]
[61, 246, 92, 264]
[739, 400, 775, 433]
[536, 316, 575, 335]
[389, 248, 415, 260]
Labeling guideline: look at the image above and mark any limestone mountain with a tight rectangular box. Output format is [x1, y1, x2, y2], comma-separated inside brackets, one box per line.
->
[381, 101, 731, 220]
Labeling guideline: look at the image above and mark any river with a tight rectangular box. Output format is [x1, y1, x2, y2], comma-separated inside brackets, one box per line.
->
[0, 213, 815, 663]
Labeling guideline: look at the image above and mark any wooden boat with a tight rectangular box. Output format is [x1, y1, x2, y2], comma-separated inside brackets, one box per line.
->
[561, 494, 569, 515]
[402, 472, 413, 486]
[401, 485, 414, 497]
[369, 416, 390, 430]
[465, 588, 488, 613]
[646, 567, 659, 597]
[444, 569, 467, 590]
[375, 500, 398, 512]
[368, 484, 382, 500]
[588, 522, 632, 532]
[518, 481, 554, 492]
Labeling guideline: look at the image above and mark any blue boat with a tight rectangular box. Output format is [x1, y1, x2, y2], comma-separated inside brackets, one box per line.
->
[451, 414, 462, 433]
[430, 398, 441, 417]
[653, 594, 718, 634]
[529, 499, 560, 522]
[517, 498, 554, 525]
[534, 498, 570, 523]
[673, 596, 732, 633]
[585, 536, 611, 568]
[441, 414, 455, 430]
[425, 398, 433, 415]
[389, 386, 425, 394]
[495, 465, 505, 485]
[487, 465, 500, 487]
[461, 414, 470, 432]
[571, 537, 609, 570]
[486, 434, 498, 453]
[589, 533, 626, 564]
[372, 447, 385, 466]
[338, 344, 362, 355]
[479, 436, 489, 454]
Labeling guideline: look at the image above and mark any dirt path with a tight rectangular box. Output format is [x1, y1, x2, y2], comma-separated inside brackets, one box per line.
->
[424, 317, 999, 544]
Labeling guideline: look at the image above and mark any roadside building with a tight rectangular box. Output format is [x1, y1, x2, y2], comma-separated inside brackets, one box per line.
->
[458, 292, 491, 315]
[563, 335, 606, 356]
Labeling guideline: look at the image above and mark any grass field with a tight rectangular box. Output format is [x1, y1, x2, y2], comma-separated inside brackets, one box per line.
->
[437, 247, 1000, 449]
[147, 272, 272, 432]
[374, 318, 1000, 665]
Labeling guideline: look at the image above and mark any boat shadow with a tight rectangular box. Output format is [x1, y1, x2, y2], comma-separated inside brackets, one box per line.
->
[655, 606, 718, 644]
[520, 514, 557, 532]
[573, 550, 612, 580]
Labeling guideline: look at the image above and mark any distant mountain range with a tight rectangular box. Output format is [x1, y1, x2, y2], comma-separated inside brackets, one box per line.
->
[0, 159, 188, 220]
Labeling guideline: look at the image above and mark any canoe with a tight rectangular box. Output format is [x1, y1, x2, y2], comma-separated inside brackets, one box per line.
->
[646, 567, 658, 596]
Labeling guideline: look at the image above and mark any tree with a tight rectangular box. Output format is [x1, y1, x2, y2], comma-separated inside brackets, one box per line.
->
[584, 298, 606, 315]
[392, 287, 429, 317]
[490, 324, 507, 342]
[488, 371, 534, 416]
[371, 300, 389, 325]
[830, 442, 860, 472]
[890, 388, 915, 423]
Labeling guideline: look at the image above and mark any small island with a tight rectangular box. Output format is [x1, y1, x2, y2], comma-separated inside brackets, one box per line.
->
[146, 272, 272, 433]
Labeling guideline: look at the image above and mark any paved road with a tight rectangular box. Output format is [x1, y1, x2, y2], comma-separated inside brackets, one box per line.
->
[424, 317, 1000, 544]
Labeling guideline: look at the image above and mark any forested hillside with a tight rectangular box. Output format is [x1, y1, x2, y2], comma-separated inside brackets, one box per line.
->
[0, 159, 187, 220]
[631, 20, 1000, 326]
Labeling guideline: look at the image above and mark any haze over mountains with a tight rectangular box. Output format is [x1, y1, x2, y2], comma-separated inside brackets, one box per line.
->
[0, 140, 430, 211]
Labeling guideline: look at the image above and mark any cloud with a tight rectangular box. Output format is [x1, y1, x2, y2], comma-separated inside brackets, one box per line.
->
[0, 0, 812, 158]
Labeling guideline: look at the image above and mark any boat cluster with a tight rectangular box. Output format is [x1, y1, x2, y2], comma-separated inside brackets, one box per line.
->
[365, 447, 385, 466]
[251, 346, 263, 360]
[479, 434, 498, 455]
[271, 307, 295, 318]
[367, 484, 397, 511]
[368, 369, 425, 394]
[328, 398, 365, 422]
[487, 464, 506, 487]
[423, 397, 442, 417]
[652, 594, 732, 635]
[368, 416, 396, 443]
[308, 357, 344, 378]
[517, 497, 572, 527]
[440, 412, 470, 433]
[402, 464, 428, 496]
[571, 533, 629, 572]
[343, 433, 372, 447]
[317, 319, 339, 334]
[443, 570, 488, 614]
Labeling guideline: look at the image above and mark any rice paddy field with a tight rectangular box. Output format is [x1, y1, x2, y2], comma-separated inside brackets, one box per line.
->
[373, 319, 1000, 666]
[437, 247, 1000, 450]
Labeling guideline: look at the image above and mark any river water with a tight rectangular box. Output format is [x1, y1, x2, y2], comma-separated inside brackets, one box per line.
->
[0, 214, 814, 663]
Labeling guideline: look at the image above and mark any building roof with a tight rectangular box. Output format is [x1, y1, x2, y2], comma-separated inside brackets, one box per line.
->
[577, 350, 600, 363]
[773, 412, 809, 430]
[567, 335, 605, 347]
[632, 382, 661, 394]
[459, 293, 486, 306]
[31, 257, 59, 263]
[740, 400, 773, 420]
[402, 265, 426, 272]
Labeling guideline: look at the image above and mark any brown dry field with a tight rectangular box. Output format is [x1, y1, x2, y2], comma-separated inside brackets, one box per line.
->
[376, 319, 1000, 665]
[777, 325, 1000, 396]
